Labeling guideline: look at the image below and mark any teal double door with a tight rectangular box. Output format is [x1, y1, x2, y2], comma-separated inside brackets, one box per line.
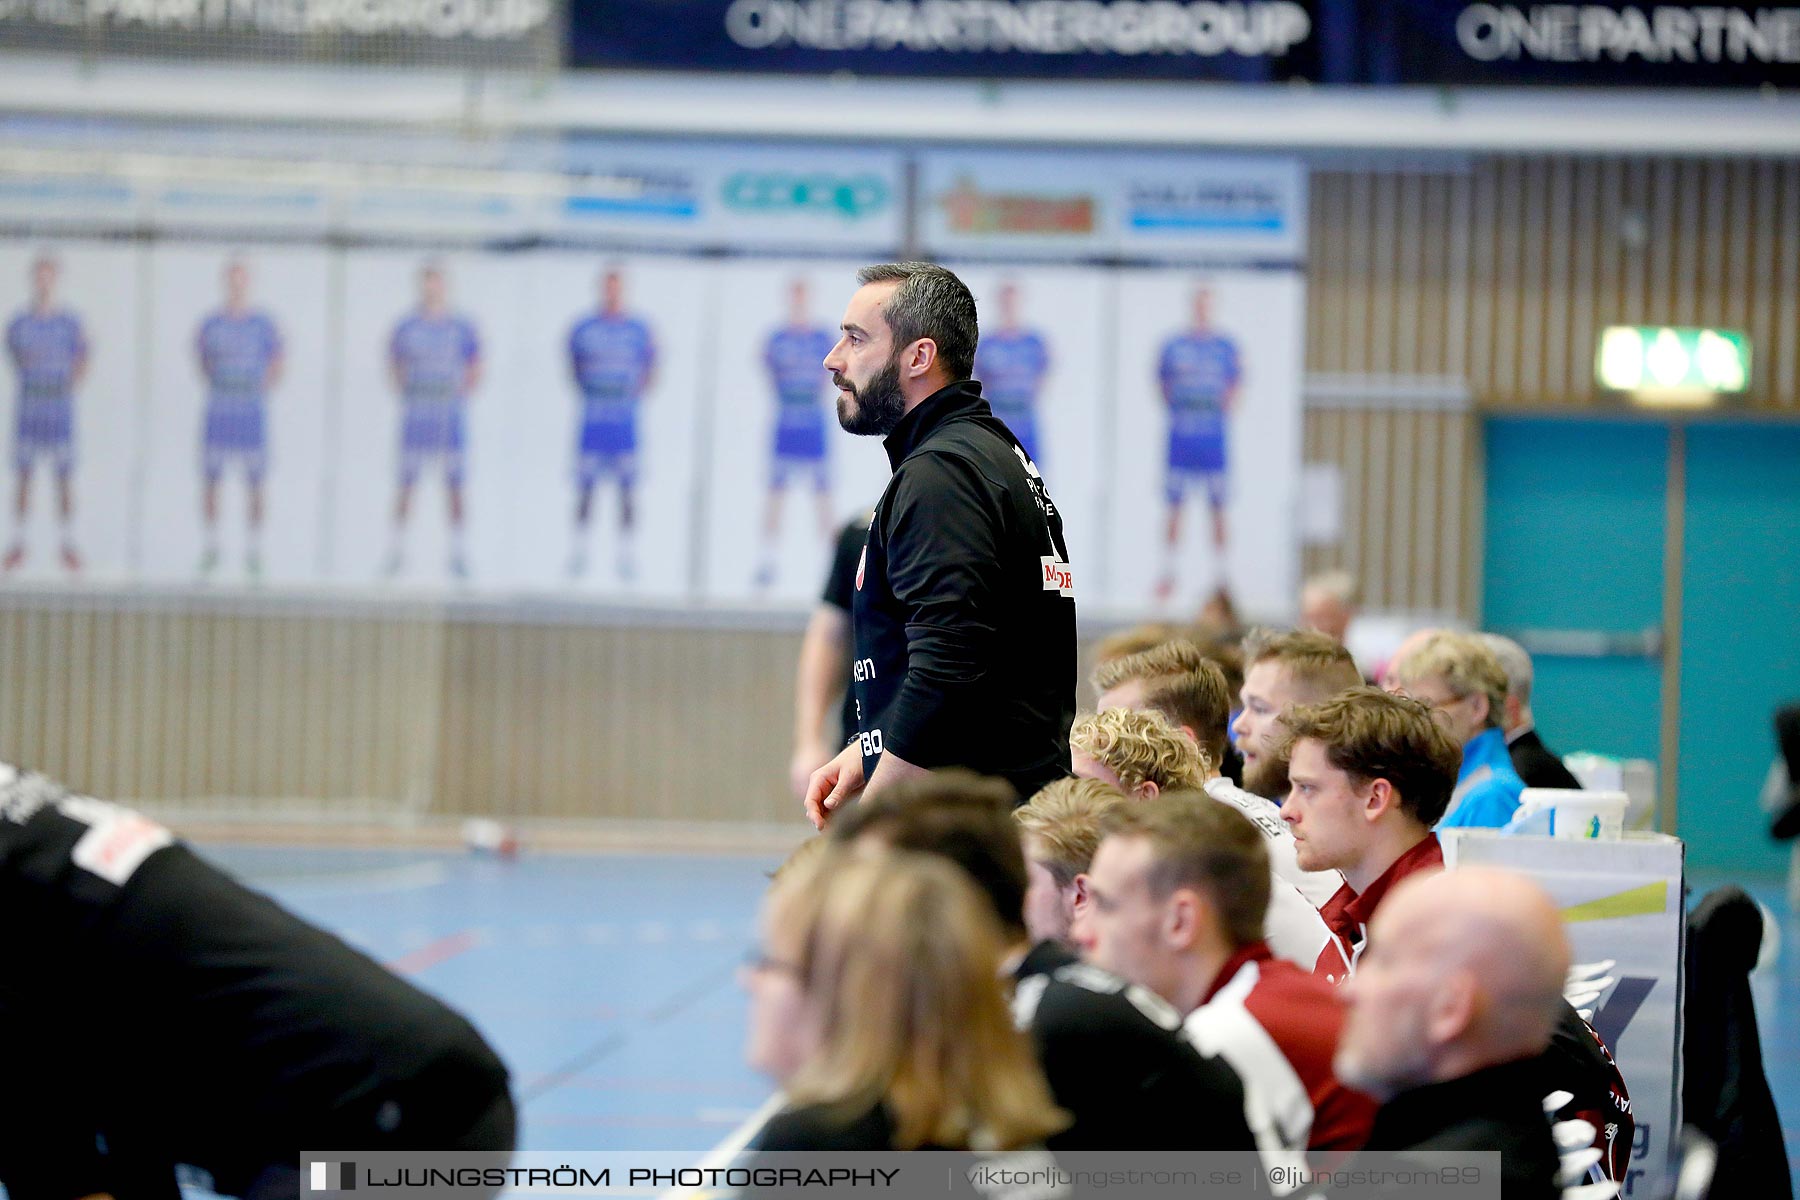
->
[1484, 418, 1800, 875]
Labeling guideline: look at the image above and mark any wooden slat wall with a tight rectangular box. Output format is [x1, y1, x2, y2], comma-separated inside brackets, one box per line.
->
[0, 600, 802, 826]
[1302, 153, 1800, 617]
[1301, 407, 1480, 619]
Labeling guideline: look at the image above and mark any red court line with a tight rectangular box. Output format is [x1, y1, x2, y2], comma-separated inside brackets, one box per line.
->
[386, 929, 481, 976]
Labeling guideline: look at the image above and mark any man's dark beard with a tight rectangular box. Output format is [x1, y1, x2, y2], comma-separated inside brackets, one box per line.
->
[1241, 752, 1290, 801]
[834, 358, 906, 436]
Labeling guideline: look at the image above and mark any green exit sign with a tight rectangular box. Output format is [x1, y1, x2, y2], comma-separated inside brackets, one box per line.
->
[1596, 326, 1751, 405]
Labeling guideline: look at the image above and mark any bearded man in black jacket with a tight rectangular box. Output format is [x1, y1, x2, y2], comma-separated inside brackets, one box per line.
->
[804, 263, 1076, 829]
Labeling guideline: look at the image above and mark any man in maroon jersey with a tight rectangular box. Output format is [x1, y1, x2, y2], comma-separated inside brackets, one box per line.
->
[1078, 796, 1375, 1177]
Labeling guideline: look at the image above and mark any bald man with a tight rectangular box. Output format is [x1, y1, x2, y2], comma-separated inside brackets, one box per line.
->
[1337, 867, 1567, 1198]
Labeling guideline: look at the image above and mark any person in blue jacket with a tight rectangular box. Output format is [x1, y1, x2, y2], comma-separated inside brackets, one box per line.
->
[1385, 631, 1525, 829]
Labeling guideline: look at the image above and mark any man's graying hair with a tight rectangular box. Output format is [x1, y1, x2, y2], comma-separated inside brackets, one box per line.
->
[856, 262, 980, 381]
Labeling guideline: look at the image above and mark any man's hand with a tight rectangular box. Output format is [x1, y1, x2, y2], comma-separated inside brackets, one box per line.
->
[804, 743, 865, 830]
[790, 738, 839, 802]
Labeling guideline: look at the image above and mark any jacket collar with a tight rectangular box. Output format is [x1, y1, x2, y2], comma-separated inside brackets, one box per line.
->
[882, 379, 988, 470]
[1014, 938, 1080, 982]
[1202, 939, 1276, 1005]
[1373, 1056, 1547, 1136]
[1341, 833, 1443, 932]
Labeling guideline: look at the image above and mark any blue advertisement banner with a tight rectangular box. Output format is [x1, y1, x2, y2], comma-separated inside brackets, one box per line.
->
[1325, 1, 1800, 87]
[0, 0, 561, 68]
[565, 0, 1319, 80]
[566, 0, 1797, 85]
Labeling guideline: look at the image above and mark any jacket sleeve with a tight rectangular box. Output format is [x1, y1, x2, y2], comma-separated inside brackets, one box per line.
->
[878, 451, 1009, 767]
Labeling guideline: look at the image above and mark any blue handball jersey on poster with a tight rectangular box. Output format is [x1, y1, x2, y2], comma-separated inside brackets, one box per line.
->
[391, 313, 479, 403]
[198, 311, 281, 404]
[765, 325, 834, 413]
[7, 311, 86, 403]
[569, 313, 655, 412]
[975, 329, 1049, 421]
[1159, 331, 1241, 430]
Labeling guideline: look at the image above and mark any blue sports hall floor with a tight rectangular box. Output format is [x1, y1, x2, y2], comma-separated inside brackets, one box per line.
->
[180, 844, 1800, 1174]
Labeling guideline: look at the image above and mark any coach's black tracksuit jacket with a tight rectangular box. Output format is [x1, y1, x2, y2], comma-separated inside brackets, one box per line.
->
[850, 380, 1077, 800]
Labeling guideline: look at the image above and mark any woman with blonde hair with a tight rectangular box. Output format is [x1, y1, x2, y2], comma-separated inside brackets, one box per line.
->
[742, 848, 1066, 1151]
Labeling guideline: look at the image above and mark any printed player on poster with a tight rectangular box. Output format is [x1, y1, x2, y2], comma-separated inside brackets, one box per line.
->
[971, 280, 1050, 467]
[195, 256, 284, 580]
[4, 253, 88, 576]
[567, 265, 656, 583]
[755, 276, 838, 591]
[384, 261, 481, 581]
[1154, 284, 1242, 606]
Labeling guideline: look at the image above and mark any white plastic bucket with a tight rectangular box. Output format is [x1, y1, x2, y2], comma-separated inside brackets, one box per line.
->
[1520, 788, 1629, 840]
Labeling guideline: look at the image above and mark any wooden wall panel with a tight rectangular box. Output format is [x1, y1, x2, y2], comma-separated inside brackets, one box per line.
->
[0, 600, 805, 828]
[1304, 151, 1799, 620]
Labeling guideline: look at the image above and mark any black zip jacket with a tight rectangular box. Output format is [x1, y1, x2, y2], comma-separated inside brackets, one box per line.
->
[850, 380, 1076, 800]
[1013, 940, 1257, 1151]
[0, 766, 512, 1198]
[1365, 1058, 1560, 1199]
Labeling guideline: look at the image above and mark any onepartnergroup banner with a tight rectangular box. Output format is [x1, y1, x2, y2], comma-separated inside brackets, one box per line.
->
[299, 1151, 1503, 1199]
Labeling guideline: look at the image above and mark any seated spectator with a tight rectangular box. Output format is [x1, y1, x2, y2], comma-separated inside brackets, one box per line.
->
[1194, 587, 1242, 639]
[1014, 776, 1126, 946]
[1386, 631, 1525, 828]
[1278, 692, 1636, 1186]
[1097, 640, 1335, 889]
[1079, 797, 1377, 1165]
[1084, 673, 1346, 974]
[1337, 867, 1568, 1199]
[830, 773, 1256, 1151]
[1093, 622, 1183, 666]
[0, 765, 514, 1200]
[1070, 707, 1208, 798]
[1092, 639, 1243, 785]
[1376, 627, 1440, 692]
[1274, 688, 1460, 980]
[745, 846, 1065, 1151]
[1479, 633, 1584, 792]
[1233, 629, 1364, 805]
[1299, 569, 1359, 648]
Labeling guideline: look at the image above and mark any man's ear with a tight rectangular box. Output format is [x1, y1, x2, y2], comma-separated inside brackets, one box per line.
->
[1364, 777, 1398, 822]
[1425, 968, 1477, 1047]
[903, 338, 938, 380]
[1070, 873, 1091, 915]
[1136, 780, 1161, 802]
[1467, 691, 1492, 729]
[1164, 887, 1209, 951]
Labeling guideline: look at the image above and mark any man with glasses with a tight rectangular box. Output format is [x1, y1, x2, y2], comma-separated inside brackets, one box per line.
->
[1384, 631, 1524, 829]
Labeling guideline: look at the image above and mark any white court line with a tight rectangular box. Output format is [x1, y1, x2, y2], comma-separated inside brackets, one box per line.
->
[662, 1091, 785, 1200]
[253, 860, 452, 898]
